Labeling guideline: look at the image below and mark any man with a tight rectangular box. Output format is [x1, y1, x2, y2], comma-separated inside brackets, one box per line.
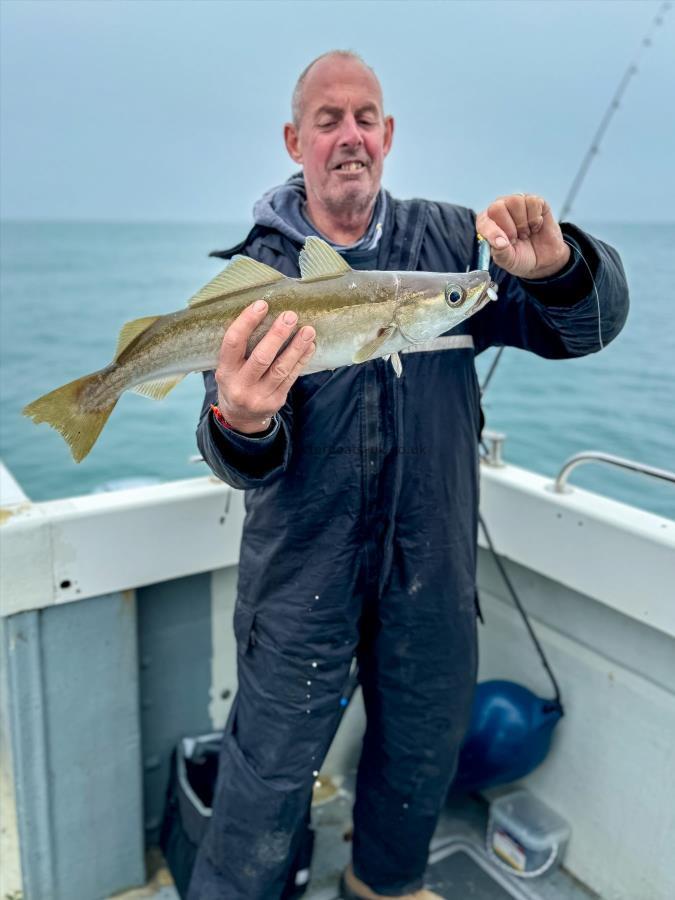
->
[188, 51, 628, 900]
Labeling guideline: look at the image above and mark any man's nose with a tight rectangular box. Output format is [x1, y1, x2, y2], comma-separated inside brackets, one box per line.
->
[337, 113, 363, 147]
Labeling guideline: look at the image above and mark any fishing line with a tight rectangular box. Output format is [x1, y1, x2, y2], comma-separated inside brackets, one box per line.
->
[477, 242, 601, 712]
[480, 0, 671, 394]
[478, 239, 604, 394]
[559, 1, 671, 221]
[474, 6, 670, 684]
[562, 237, 604, 350]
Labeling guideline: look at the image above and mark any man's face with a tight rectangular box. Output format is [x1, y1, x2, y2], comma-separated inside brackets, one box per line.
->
[284, 57, 394, 220]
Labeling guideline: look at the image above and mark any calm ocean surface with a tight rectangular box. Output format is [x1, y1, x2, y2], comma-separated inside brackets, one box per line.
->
[1, 221, 673, 519]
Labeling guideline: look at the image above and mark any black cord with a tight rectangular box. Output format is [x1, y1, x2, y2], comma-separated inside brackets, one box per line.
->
[478, 511, 563, 711]
[480, 346, 504, 393]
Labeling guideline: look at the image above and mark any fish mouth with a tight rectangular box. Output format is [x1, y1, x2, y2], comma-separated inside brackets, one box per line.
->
[470, 273, 499, 313]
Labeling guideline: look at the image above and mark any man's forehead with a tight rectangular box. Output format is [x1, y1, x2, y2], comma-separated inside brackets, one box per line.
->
[302, 57, 383, 112]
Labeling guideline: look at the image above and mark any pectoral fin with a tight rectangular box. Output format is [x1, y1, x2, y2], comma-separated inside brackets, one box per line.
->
[389, 352, 403, 377]
[353, 325, 397, 364]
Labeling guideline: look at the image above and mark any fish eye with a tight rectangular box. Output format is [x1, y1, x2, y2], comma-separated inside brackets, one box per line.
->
[445, 284, 466, 307]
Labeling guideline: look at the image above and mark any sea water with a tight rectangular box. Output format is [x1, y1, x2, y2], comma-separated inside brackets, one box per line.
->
[0, 221, 673, 519]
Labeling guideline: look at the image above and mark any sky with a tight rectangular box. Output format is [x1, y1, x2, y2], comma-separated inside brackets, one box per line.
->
[1, 0, 673, 225]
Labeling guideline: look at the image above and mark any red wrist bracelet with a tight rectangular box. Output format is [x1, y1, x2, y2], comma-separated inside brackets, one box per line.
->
[211, 404, 272, 435]
[211, 403, 233, 430]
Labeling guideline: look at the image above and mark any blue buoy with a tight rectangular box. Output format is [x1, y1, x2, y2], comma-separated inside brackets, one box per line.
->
[451, 680, 563, 794]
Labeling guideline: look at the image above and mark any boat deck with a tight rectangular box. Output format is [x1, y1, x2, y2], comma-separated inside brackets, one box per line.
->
[111, 788, 598, 900]
[4, 463, 673, 900]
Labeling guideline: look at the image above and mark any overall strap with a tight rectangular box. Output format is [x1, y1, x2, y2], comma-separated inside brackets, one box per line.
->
[379, 197, 429, 272]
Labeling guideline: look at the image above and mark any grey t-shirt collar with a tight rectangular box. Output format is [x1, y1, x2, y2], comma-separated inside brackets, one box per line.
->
[252, 172, 386, 252]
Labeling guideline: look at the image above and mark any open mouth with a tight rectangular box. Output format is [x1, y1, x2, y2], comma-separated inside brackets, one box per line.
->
[333, 161, 367, 172]
[476, 281, 499, 311]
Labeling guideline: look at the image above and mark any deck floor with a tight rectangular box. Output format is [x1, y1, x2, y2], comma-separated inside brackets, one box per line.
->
[111, 787, 598, 900]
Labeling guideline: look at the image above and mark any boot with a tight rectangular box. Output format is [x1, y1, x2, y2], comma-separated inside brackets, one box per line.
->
[339, 863, 446, 900]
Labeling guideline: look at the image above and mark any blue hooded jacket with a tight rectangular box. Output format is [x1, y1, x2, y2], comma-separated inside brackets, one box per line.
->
[197, 192, 628, 622]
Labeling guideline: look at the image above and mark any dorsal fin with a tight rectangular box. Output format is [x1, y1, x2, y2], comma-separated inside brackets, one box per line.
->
[188, 256, 285, 308]
[299, 236, 352, 281]
[115, 315, 160, 360]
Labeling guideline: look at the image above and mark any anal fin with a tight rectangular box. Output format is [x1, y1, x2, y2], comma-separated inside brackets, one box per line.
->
[132, 374, 186, 400]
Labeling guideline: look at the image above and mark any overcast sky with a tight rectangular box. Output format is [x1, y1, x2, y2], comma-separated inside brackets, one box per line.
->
[1, 0, 673, 224]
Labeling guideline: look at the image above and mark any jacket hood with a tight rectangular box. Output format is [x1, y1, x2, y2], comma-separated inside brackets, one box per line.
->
[252, 171, 387, 251]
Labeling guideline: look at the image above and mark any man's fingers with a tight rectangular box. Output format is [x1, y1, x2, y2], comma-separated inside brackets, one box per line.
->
[476, 206, 512, 253]
[483, 198, 517, 246]
[215, 300, 317, 424]
[509, 194, 532, 239]
[477, 202, 513, 251]
[261, 325, 316, 396]
[492, 195, 531, 241]
[477, 194, 548, 250]
[239, 310, 308, 385]
[525, 194, 546, 234]
[266, 338, 317, 402]
[217, 299, 269, 376]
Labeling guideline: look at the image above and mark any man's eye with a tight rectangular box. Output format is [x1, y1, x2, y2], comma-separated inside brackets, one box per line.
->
[359, 119, 376, 126]
[318, 121, 336, 128]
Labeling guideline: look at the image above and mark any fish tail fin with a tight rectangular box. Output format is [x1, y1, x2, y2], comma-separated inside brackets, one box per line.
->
[23, 372, 118, 463]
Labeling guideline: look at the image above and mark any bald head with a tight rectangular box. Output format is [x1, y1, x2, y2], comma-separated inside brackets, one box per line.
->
[291, 50, 383, 127]
[283, 50, 393, 245]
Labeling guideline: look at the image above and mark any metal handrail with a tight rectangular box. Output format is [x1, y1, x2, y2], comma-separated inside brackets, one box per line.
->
[480, 429, 506, 467]
[554, 451, 675, 494]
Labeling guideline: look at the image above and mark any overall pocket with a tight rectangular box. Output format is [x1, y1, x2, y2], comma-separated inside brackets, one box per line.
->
[233, 603, 257, 653]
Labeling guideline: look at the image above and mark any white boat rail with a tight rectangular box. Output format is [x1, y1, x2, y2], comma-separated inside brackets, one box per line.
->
[554, 450, 675, 494]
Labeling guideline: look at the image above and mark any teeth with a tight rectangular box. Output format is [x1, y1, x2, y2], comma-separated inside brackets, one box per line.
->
[339, 162, 364, 171]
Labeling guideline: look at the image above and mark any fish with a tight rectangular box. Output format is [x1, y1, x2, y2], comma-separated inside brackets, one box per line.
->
[23, 236, 498, 462]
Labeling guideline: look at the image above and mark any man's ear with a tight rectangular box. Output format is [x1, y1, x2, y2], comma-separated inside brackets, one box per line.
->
[383, 115, 395, 158]
[284, 123, 303, 164]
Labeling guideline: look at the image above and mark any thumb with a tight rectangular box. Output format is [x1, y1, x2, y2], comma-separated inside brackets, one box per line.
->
[482, 233, 515, 268]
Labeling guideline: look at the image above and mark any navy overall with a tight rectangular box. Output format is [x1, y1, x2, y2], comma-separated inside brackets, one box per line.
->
[187, 196, 628, 899]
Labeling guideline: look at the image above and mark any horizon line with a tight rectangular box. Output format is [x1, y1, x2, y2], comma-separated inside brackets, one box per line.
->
[3, 217, 675, 228]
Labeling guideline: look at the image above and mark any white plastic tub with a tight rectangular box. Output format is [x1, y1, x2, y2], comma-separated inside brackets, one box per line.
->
[487, 789, 570, 878]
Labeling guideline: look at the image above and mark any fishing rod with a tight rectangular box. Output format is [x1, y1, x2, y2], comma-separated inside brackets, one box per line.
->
[476, 1, 672, 706]
[480, 0, 672, 395]
[559, 1, 671, 222]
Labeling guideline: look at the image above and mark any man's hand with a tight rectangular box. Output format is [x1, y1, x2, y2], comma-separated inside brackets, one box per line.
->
[476, 194, 570, 279]
[215, 300, 316, 435]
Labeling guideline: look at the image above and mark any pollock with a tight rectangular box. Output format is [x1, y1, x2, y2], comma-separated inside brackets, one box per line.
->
[23, 237, 498, 461]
